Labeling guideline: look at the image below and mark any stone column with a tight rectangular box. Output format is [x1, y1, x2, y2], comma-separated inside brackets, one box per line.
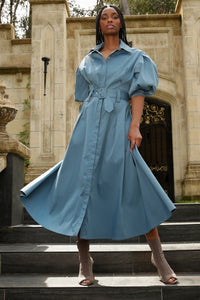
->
[176, 0, 200, 199]
[0, 81, 30, 226]
[27, 0, 70, 182]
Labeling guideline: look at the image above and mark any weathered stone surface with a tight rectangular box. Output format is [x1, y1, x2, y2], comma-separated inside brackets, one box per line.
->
[0, 203, 199, 299]
[1, 222, 199, 244]
[0, 243, 199, 274]
[0, 153, 24, 226]
[0, 0, 200, 198]
[0, 274, 200, 300]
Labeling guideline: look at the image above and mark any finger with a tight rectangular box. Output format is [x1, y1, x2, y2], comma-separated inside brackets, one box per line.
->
[135, 138, 142, 148]
[135, 141, 140, 148]
[130, 141, 135, 152]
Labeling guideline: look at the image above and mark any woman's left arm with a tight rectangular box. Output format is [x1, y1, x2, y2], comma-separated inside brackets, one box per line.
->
[128, 95, 144, 152]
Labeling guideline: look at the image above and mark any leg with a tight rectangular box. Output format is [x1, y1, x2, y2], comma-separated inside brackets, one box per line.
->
[145, 227, 159, 240]
[146, 228, 178, 284]
[77, 234, 94, 286]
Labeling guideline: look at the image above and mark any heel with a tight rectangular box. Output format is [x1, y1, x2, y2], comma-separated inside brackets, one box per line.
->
[79, 256, 94, 286]
[151, 252, 177, 284]
[148, 238, 178, 285]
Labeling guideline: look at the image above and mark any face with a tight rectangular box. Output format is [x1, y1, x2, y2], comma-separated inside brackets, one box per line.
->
[99, 7, 121, 36]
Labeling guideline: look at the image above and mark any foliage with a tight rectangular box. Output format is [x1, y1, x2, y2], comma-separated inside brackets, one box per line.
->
[129, 0, 177, 14]
[94, 0, 177, 15]
[0, 0, 31, 38]
[68, 0, 176, 17]
[67, 1, 90, 17]
[19, 113, 30, 166]
[0, 0, 177, 37]
[178, 200, 200, 204]
[19, 8, 31, 38]
[0, 0, 20, 26]
[19, 121, 30, 147]
[19, 83, 30, 166]
[68, 0, 107, 17]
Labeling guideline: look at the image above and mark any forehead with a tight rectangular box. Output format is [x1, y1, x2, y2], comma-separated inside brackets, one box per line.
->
[101, 7, 119, 15]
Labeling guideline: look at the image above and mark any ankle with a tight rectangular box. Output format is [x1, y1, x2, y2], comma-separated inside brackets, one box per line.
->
[77, 239, 90, 259]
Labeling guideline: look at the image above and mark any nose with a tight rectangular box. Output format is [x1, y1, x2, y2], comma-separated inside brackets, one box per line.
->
[107, 16, 112, 23]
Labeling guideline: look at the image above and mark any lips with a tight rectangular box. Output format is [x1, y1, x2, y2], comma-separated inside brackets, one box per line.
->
[106, 25, 115, 29]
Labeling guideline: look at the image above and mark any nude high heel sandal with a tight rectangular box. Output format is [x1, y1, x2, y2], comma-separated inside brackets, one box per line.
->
[147, 237, 178, 284]
[77, 239, 94, 286]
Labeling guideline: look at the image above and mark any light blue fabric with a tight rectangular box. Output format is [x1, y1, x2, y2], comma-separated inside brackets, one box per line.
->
[21, 40, 175, 240]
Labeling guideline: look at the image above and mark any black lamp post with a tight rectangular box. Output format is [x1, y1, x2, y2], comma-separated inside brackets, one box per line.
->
[42, 57, 50, 96]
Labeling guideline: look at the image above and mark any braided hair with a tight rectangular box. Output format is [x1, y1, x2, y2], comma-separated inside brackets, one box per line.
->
[96, 5, 129, 46]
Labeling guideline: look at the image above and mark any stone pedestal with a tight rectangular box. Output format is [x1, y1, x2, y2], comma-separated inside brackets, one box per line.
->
[176, 0, 200, 199]
[0, 135, 30, 226]
[183, 163, 200, 200]
[0, 81, 30, 225]
[0, 153, 24, 226]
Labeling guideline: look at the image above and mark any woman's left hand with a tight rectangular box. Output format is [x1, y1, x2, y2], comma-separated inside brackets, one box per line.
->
[128, 124, 142, 152]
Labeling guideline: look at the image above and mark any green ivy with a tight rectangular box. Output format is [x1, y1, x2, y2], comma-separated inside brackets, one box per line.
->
[19, 85, 31, 167]
[19, 121, 30, 147]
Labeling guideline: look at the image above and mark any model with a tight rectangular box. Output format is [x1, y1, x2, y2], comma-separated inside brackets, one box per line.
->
[21, 5, 177, 286]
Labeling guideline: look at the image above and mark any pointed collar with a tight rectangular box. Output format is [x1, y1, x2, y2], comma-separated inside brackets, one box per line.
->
[89, 39, 132, 54]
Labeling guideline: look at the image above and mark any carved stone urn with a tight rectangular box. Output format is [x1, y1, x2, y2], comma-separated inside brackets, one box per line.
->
[0, 81, 18, 135]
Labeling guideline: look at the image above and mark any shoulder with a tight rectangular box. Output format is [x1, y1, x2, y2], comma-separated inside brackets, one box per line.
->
[122, 47, 155, 69]
[127, 47, 144, 58]
[130, 48, 157, 69]
[78, 47, 98, 66]
[128, 47, 153, 61]
[119, 40, 143, 57]
[120, 43, 151, 64]
[77, 55, 89, 72]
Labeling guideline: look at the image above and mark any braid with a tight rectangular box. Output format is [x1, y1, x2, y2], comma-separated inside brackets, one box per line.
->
[96, 6, 107, 45]
[96, 5, 129, 46]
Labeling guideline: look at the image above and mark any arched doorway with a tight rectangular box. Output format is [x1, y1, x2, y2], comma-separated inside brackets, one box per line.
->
[139, 98, 175, 201]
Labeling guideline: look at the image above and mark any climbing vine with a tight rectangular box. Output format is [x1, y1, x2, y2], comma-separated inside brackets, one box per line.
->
[19, 82, 30, 166]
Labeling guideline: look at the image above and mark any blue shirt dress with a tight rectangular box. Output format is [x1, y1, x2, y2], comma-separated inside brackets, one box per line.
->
[21, 40, 175, 240]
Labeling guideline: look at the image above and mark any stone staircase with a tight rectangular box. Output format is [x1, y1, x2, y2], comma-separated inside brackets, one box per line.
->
[0, 203, 200, 299]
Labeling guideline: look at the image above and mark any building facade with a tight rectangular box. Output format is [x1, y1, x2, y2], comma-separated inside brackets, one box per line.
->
[0, 0, 199, 201]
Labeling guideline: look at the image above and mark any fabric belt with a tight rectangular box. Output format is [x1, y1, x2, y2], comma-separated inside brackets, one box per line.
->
[90, 87, 129, 102]
[86, 87, 129, 113]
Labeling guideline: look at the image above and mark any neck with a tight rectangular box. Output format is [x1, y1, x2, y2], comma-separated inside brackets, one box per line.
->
[103, 35, 120, 50]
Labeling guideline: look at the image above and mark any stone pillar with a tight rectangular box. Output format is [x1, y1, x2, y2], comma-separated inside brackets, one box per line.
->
[0, 81, 30, 226]
[176, 0, 200, 199]
[27, 0, 70, 182]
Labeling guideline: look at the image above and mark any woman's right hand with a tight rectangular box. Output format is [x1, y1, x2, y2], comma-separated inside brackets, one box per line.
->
[128, 123, 142, 152]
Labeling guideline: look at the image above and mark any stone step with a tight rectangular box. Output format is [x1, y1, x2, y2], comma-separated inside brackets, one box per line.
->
[1, 222, 200, 244]
[0, 273, 199, 300]
[23, 203, 200, 225]
[0, 243, 199, 274]
[168, 203, 200, 222]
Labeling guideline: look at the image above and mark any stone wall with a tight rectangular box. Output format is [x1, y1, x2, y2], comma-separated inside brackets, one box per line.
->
[176, 0, 200, 199]
[0, 0, 199, 200]
[0, 25, 31, 141]
[66, 14, 186, 199]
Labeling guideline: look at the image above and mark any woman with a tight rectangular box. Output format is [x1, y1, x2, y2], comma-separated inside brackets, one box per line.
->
[21, 5, 177, 286]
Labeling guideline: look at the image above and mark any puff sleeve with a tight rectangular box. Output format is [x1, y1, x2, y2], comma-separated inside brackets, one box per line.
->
[129, 53, 159, 98]
[75, 67, 89, 102]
